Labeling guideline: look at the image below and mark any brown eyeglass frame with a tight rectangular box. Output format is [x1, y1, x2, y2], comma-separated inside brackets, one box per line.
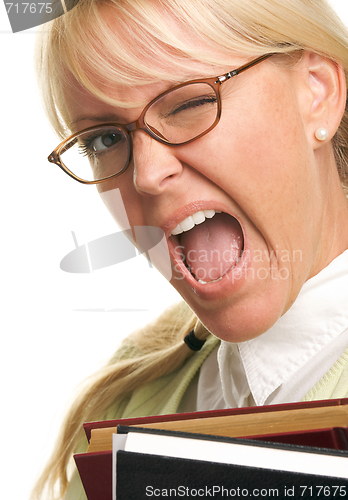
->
[48, 53, 273, 185]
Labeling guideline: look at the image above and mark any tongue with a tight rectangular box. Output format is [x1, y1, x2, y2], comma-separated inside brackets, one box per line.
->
[180, 213, 243, 281]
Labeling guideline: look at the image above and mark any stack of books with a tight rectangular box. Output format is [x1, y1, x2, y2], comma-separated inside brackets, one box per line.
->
[74, 398, 348, 499]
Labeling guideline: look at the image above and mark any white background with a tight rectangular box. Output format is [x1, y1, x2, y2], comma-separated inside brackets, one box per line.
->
[0, 1, 347, 499]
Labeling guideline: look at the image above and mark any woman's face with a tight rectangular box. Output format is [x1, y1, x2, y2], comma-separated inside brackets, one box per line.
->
[64, 49, 347, 342]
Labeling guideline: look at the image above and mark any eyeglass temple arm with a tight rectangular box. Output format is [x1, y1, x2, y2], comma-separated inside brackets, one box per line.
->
[216, 53, 274, 83]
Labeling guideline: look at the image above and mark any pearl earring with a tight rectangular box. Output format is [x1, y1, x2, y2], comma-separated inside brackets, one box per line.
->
[315, 127, 329, 141]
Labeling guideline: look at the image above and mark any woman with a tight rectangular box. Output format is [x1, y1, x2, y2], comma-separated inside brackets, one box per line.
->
[32, 0, 348, 498]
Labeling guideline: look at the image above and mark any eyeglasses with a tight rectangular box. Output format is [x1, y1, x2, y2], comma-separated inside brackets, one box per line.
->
[48, 53, 272, 184]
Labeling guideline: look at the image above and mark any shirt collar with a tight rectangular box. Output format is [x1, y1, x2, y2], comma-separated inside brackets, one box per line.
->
[218, 250, 348, 406]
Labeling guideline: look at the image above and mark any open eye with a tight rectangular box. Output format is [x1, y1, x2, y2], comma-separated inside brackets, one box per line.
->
[78, 129, 125, 157]
[90, 132, 122, 152]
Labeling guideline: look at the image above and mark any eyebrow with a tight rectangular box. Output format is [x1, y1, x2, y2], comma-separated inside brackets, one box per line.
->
[71, 113, 126, 126]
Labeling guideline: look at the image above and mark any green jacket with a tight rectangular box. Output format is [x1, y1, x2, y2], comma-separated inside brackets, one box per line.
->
[66, 336, 348, 499]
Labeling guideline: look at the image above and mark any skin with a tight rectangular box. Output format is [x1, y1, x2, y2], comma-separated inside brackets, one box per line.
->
[64, 49, 348, 343]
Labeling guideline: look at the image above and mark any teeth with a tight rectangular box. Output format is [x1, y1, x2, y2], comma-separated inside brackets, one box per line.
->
[192, 211, 205, 224]
[171, 225, 185, 236]
[198, 276, 223, 284]
[171, 209, 217, 236]
[203, 209, 216, 218]
[180, 216, 195, 232]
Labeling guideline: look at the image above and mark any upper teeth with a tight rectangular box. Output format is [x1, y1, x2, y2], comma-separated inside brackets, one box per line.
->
[171, 209, 219, 236]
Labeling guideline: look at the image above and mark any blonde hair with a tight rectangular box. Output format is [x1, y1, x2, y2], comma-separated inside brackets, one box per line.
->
[31, 301, 202, 500]
[33, 1, 348, 498]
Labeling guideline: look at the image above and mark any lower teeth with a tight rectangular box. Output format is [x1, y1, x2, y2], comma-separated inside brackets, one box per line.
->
[198, 277, 223, 284]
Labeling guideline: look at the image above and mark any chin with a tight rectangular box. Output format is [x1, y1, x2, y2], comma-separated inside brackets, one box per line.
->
[175, 273, 292, 344]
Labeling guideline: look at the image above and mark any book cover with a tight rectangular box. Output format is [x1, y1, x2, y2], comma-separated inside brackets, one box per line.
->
[114, 426, 348, 500]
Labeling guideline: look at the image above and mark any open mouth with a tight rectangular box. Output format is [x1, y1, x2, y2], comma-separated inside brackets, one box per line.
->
[169, 209, 244, 284]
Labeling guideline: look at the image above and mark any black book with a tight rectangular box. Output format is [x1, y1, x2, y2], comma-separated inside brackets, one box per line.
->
[113, 426, 348, 500]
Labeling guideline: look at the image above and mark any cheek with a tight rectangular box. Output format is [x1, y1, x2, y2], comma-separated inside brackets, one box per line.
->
[207, 86, 312, 208]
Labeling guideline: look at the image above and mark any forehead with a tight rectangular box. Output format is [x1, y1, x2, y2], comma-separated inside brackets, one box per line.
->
[59, 2, 251, 130]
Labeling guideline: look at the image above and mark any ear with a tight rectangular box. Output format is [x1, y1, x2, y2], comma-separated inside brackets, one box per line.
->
[298, 51, 347, 150]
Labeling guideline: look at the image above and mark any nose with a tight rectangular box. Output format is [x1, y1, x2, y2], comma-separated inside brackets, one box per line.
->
[132, 130, 183, 196]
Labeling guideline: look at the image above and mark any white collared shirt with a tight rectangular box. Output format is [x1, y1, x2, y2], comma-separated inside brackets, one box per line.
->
[191, 250, 348, 411]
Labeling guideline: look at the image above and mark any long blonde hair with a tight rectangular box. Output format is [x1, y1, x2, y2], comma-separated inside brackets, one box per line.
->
[31, 301, 202, 500]
[33, 1, 348, 498]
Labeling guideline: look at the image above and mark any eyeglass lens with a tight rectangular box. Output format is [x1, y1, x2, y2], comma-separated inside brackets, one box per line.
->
[59, 82, 219, 182]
